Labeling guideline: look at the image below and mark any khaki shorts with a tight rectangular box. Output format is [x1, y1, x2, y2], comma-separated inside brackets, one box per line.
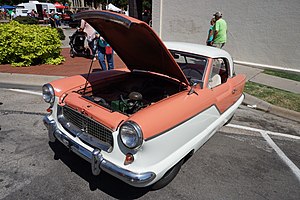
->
[213, 43, 225, 49]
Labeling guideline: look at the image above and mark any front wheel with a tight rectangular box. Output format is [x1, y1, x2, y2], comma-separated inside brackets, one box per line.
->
[151, 158, 184, 190]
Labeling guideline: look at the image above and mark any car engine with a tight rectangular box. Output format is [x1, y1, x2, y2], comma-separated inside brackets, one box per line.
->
[80, 72, 186, 115]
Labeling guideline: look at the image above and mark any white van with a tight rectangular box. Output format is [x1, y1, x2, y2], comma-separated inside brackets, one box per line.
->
[16, 1, 56, 18]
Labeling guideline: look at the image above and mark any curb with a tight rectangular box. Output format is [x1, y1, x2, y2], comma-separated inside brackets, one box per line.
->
[0, 73, 65, 87]
[243, 93, 300, 123]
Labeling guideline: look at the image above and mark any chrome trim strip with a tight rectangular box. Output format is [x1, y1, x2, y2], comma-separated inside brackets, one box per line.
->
[74, 11, 132, 29]
[43, 115, 156, 187]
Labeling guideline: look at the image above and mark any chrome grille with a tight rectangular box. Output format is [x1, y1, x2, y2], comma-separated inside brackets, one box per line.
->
[59, 106, 113, 151]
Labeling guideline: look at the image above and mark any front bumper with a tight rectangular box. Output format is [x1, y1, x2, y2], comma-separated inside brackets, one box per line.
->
[43, 115, 156, 187]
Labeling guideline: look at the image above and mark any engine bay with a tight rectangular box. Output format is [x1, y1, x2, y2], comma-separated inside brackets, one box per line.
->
[80, 72, 186, 115]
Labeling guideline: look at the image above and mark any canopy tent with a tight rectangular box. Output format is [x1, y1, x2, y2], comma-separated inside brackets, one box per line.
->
[54, 2, 65, 9]
[106, 3, 122, 12]
[0, 5, 16, 9]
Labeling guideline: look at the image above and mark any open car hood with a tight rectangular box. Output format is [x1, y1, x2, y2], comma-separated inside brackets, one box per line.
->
[74, 11, 189, 85]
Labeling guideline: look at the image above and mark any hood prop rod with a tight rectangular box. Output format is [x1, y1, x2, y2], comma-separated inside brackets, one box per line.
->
[83, 55, 97, 95]
[188, 81, 199, 95]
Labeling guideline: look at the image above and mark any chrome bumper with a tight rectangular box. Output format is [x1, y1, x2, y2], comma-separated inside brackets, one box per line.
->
[43, 115, 156, 187]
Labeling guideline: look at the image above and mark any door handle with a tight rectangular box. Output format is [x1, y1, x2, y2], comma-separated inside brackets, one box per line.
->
[232, 88, 237, 94]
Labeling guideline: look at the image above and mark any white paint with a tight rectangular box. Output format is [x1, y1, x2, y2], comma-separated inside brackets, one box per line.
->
[7, 89, 42, 96]
[227, 123, 300, 183]
[227, 124, 300, 140]
[266, 131, 300, 141]
[261, 131, 300, 183]
[234, 60, 300, 73]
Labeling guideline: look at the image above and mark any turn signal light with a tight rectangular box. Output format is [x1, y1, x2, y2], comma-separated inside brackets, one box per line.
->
[124, 153, 134, 165]
[46, 107, 52, 113]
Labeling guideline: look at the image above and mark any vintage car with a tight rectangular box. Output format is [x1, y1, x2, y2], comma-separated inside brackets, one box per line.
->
[42, 10, 246, 189]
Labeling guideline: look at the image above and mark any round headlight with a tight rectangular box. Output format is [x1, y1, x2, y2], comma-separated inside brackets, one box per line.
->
[42, 84, 55, 104]
[120, 121, 143, 149]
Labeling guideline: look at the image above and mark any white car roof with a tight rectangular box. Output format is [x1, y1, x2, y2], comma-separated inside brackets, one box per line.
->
[164, 41, 234, 77]
[164, 41, 233, 61]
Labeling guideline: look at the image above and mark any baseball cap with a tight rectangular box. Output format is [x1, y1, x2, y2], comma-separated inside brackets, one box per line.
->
[213, 11, 222, 17]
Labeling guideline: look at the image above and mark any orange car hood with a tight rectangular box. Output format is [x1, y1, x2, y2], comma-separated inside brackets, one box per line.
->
[74, 10, 189, 85]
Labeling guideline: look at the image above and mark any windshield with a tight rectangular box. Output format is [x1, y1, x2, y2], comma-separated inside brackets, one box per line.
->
[170, 50, 208, 84]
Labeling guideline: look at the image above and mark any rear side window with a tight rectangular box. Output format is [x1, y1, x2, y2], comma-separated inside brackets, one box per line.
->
[208, 58, 230, 88]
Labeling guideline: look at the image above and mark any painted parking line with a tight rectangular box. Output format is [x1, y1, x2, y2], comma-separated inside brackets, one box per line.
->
[228, 123, 300, 183]
[228, 124, 300, 140]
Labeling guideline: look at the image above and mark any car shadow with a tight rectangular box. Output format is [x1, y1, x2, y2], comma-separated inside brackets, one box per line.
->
[49, 141, 150, 199]
[92, 68, 103, 73]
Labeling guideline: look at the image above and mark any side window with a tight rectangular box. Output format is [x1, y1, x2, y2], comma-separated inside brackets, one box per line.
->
[171, 51, 208, 83]
[173, 53, 187, 67]
[209, 58, 229, 88]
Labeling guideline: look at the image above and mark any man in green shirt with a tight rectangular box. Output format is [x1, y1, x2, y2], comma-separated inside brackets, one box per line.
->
[212, 11, 227, 49]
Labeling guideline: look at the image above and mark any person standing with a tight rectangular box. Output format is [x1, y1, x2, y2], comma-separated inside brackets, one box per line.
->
[43, 9, 48, 22]
[49, 14, 56, 28]
[206, 18, 215, 46]
[54, 13, 61, 27]
[81, 20, 97, 59]
[7, 9, 15, 20]
[97, 35, 114, 70]
[3, 9, 7, 20]
[212, 11, 227, 49]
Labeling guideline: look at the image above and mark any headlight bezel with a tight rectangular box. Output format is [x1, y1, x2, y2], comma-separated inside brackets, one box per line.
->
[119, 121, 143, 150]
[42, 83, 55, 106]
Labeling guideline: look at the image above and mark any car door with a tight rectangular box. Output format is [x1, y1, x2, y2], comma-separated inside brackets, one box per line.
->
[207, 58, 236, 113]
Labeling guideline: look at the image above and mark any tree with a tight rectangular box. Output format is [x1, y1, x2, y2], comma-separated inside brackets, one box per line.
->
[111, 0, 128, 10]
[142, 0, 151, 11]
[1, 0, 70, 5]
[2, 0, 23, 5]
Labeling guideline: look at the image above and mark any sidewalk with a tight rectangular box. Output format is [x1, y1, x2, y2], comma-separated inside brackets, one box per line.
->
[0, 48, 126, 76]
[235, 65, 300, 94]
[234, 65, 300, 122]
[0, 48, 299, 122]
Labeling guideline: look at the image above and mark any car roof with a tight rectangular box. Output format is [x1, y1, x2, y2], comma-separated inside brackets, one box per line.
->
[164, 41, 233, 62]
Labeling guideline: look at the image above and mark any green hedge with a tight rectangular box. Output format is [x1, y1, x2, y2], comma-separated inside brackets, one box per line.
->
[0, 21, 65, 67]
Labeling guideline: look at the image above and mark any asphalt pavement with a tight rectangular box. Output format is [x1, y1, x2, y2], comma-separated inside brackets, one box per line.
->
[0, 25, 299, 122]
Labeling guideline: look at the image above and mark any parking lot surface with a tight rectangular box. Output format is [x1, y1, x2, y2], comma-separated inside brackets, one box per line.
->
[0, 88, 299, 199]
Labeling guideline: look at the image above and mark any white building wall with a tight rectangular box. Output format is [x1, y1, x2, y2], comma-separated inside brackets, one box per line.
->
[152, 0, 300, 70]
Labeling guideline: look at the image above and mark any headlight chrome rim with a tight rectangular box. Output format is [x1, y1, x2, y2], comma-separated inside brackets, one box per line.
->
[120, 121, 143, 150]
[42, 84, 55, 106]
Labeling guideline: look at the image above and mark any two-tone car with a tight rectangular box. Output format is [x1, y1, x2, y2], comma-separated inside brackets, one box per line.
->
[43, 10, 246, 189]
